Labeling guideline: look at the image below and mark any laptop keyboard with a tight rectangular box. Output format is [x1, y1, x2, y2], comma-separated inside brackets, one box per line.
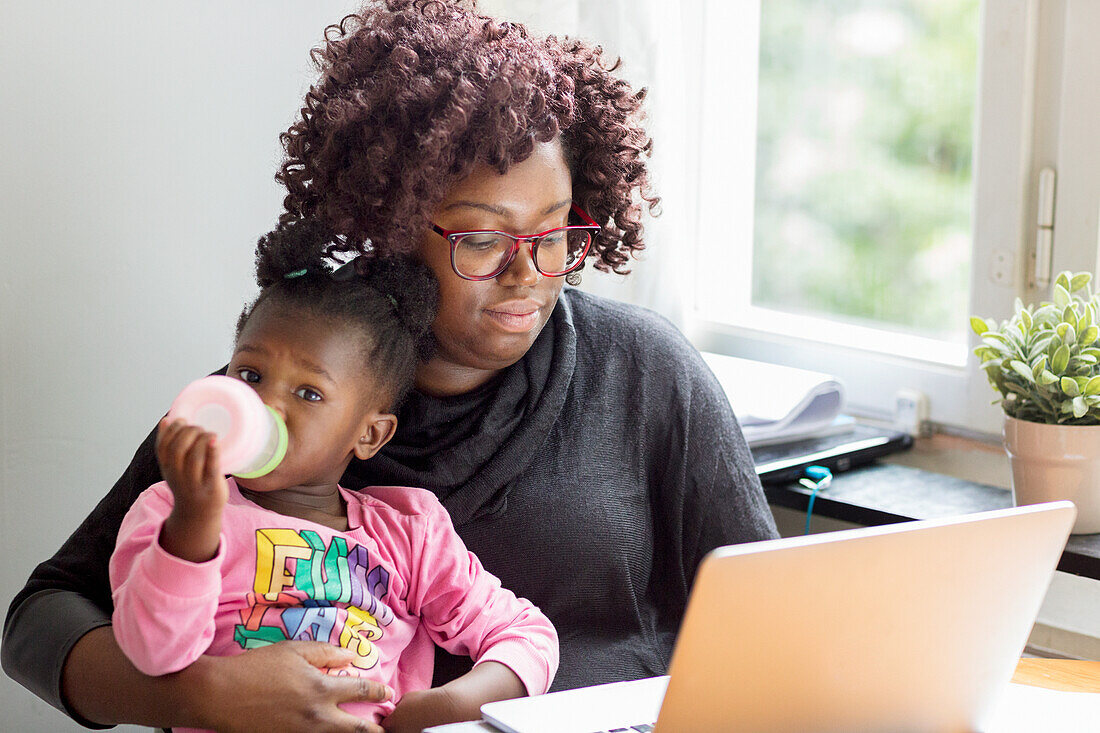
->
[593, 725, 654, 733]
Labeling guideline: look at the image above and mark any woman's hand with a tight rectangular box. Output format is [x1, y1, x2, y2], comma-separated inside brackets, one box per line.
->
[155, 417, 228, 562]
[62, 628, 393, 732]
[184, 641, 393, 733]
[382, 687, 461, 733]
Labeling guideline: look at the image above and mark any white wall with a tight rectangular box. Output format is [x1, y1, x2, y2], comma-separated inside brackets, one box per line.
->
[0, 2, 359, 729]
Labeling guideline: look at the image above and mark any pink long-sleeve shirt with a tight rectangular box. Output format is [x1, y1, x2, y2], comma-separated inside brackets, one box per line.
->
[109, 479, 558, 729]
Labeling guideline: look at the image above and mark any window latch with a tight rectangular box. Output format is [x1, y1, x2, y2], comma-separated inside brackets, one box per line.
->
[1033, 167, 1056, 289]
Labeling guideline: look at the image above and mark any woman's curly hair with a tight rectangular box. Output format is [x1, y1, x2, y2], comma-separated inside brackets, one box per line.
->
[277, 0, 657, 274]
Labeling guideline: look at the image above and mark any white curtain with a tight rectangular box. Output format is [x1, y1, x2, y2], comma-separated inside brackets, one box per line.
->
[479, 0, 706, 327]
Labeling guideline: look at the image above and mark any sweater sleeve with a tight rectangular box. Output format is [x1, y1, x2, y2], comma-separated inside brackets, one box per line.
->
[406, 500, 559, 696]
[109, 484, 225, 676]
[641, 319, 780, 618]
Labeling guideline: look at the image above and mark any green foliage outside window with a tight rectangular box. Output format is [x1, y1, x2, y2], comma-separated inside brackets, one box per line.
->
[753, 0, 978, 341]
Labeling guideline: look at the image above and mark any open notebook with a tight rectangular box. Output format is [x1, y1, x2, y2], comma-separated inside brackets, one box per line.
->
[702, 352, 848, 447]
[699, 352, 913, 481]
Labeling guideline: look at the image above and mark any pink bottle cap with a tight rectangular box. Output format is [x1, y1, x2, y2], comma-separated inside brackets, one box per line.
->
[166, 375, 284, 477]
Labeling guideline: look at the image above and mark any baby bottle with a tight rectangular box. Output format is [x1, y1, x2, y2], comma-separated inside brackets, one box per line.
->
[166, 375, 288, 478]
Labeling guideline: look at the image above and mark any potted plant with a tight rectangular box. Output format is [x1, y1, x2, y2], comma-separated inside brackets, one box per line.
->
[971, 270, 1100, 533]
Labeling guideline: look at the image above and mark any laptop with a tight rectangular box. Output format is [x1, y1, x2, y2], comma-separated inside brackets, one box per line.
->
[480, 502, 1076, 733]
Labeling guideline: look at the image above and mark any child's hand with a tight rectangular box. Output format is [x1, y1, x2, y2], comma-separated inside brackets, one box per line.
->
[156, 417, 228, 562]
[382, 687, 462, 733]
[157, 417, 229, 515]
[383, 661, 526, 732]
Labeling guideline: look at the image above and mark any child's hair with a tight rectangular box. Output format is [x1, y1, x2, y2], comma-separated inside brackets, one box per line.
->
[235, 219, 438, 408]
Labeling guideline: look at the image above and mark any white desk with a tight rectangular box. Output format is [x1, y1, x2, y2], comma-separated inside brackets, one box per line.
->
[423, 723, 495, 733]
[422, 660, 1100, 733]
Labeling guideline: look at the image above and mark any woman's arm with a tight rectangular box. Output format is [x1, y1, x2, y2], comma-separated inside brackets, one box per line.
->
[62, 625, 219, 727]
[63, 626, 392, 732]
[642, 322, 781, 617]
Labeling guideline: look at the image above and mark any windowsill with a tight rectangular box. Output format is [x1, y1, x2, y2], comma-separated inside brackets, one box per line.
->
[764, 431, 1100, 660]
[882, 432, 1011, 489]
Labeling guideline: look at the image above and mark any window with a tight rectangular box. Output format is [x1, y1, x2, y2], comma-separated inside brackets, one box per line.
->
[702, 0, 977, 356]
[689, 0, 1072, 435]
[484, 0, 1099, 436]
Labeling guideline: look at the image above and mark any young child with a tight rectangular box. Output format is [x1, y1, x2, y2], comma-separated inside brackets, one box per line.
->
[108, 221, 558, 732]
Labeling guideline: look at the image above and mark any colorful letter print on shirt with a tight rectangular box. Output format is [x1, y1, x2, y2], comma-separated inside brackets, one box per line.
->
[234, 528, 394, 670]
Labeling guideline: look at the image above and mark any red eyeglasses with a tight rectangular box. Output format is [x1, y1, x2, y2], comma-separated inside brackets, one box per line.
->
[431, 203, 601, 281]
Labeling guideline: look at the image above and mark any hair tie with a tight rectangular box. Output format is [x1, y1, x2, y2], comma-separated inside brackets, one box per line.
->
[284, 268, 309, 280]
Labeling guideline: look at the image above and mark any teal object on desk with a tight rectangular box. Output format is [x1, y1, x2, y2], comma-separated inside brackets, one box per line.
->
[800, 465, 833, 534]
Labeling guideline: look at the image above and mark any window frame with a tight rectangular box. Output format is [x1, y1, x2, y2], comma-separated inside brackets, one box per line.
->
[688, 0, 1044, 436]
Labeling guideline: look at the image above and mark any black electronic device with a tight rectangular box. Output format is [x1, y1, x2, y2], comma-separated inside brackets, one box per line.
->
[752, 422, 913, 485]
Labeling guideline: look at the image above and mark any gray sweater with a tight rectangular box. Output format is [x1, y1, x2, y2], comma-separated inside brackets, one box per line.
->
[2, 288, 777, 724]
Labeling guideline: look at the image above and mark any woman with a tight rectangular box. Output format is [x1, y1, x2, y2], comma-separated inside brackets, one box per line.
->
[2, 2, 777, 731]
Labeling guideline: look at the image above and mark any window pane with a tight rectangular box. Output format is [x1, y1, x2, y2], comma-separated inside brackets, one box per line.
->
[752, 0, 979, 343]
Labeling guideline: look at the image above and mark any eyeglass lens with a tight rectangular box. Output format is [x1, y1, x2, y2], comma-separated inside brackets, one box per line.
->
[453, 229, 591, 278]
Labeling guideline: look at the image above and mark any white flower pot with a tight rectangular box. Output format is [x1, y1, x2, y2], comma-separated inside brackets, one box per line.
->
[1003, 415, 1100, 534]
